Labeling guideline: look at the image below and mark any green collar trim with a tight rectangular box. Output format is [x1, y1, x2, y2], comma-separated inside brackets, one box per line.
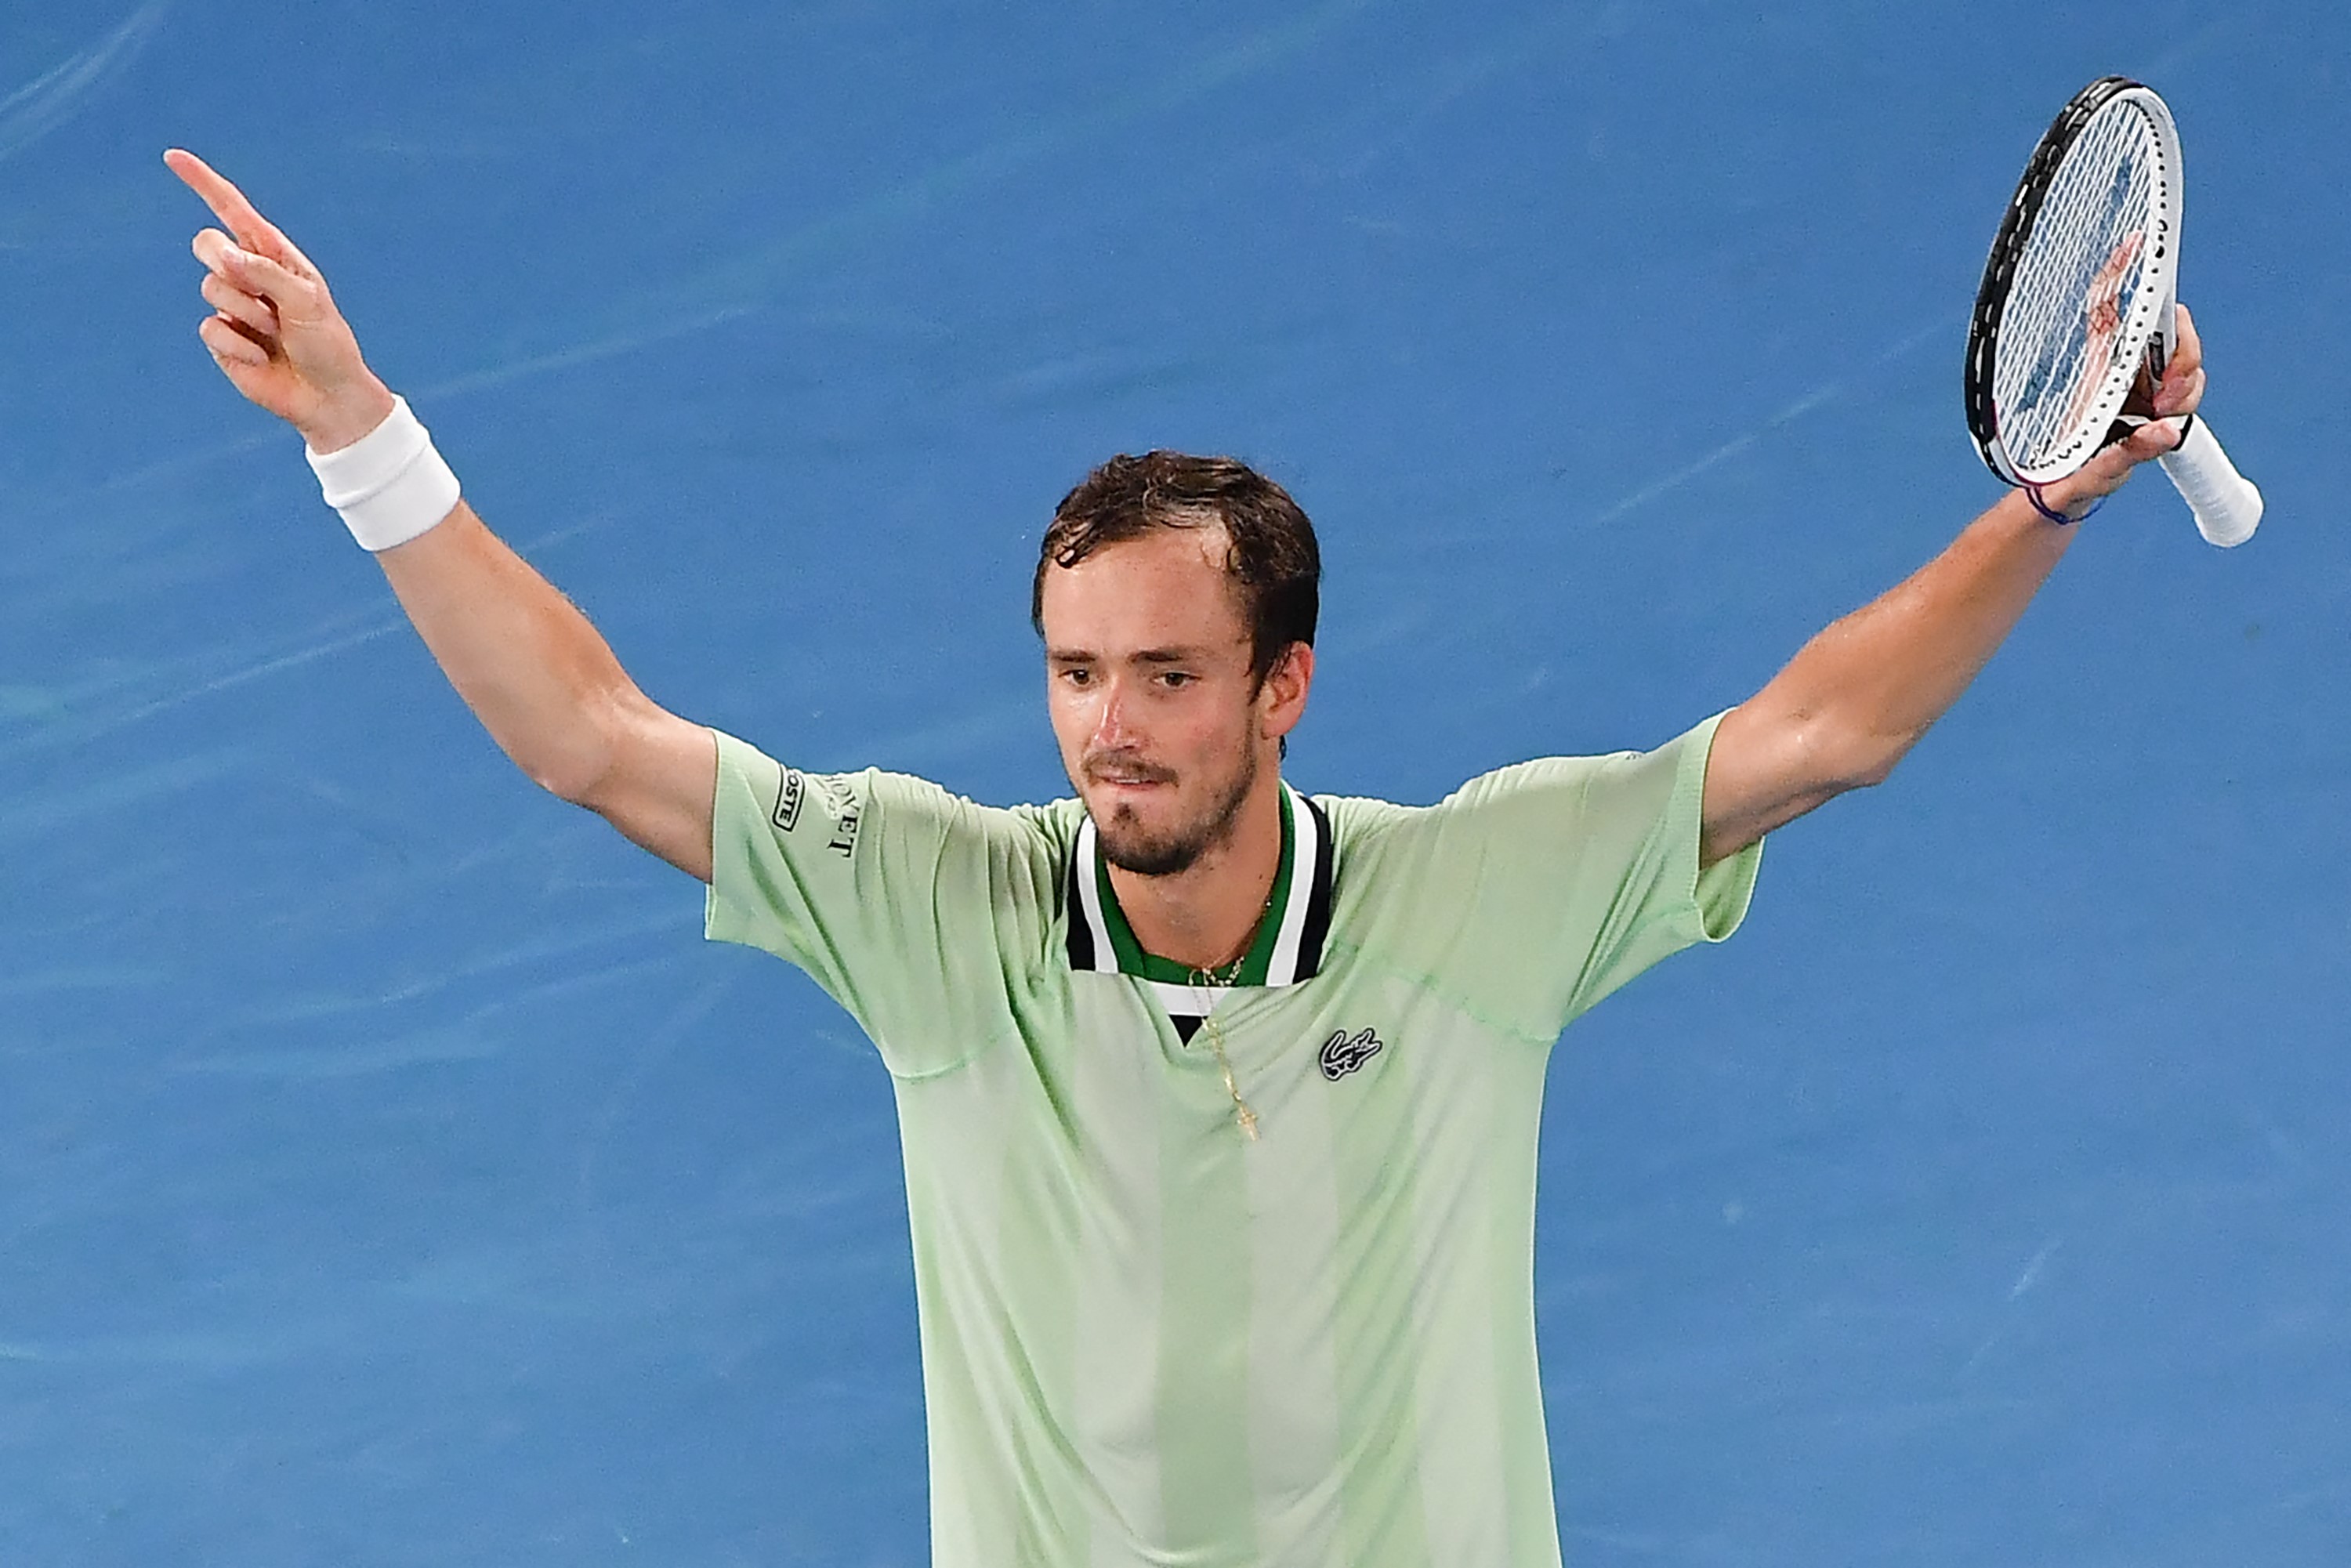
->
[1065, 781, 1334, 989]
[1092, 789, 1293, 985]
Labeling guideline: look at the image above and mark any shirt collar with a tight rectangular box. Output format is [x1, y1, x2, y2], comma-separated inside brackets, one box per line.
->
[1065, 780, 1335, 987]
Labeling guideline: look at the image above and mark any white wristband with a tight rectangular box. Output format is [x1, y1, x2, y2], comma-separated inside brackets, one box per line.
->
[305, 396, 462, 552]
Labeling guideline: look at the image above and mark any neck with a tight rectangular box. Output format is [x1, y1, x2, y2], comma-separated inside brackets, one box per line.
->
[1107, 766, 1285, 971]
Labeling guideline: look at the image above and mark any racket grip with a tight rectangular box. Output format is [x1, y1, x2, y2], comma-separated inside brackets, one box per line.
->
[2159, 417, 2262, 548]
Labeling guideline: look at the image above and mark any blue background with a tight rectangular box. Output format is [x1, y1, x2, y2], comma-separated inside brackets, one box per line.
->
[4, 2, 2346, 1562]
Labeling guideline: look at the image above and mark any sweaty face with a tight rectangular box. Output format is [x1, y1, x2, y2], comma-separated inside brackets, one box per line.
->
[1039, 527, 1270, 878]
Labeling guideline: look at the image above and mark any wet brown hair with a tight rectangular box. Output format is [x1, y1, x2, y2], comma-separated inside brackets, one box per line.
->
[1031, 451, 1320, 684]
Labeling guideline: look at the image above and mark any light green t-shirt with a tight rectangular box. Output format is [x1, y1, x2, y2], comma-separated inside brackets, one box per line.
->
[705, 715, 1761, 1568]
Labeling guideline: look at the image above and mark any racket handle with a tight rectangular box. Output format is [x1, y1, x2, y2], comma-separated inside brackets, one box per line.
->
[2159, 416, 2262, 548]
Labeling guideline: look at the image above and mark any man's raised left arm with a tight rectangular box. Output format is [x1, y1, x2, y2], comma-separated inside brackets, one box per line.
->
[1698, 306, 2211, 867]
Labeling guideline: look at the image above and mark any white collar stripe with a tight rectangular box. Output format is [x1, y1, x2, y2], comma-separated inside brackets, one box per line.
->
[1266, 782, 1319, 986]
[1073, 817, 1118, 975]
[1062, 785, 1335, 985]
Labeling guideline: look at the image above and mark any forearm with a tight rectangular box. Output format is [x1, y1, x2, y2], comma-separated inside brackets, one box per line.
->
[170, 153, 717, 875]
[1761, 489, 2074, 782]
[375, 502, 646, 802]
[1761, 342, 2207, 779]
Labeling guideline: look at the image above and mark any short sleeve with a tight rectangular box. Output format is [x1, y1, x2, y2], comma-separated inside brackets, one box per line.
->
[1332, 712, 1760, 1041]
[702, 729, 1063, 1077]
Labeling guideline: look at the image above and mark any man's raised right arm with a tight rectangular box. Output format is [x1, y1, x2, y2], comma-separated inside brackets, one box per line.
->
[165, 149, 716, 882]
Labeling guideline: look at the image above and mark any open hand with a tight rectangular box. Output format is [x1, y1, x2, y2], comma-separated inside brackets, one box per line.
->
[165, 149, 393, 453]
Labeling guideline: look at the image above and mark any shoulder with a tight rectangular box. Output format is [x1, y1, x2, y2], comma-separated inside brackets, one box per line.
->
[1306, 751, 1628, 845]
[1302, 727, 1713, 911]
[712, 728, 1083, 867]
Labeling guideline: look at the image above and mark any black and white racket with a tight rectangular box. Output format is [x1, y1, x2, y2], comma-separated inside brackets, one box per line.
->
[1965, 76, 2262, 547]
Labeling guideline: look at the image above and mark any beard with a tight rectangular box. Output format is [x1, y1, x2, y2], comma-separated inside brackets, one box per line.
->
[1091, 743, 1259, 878]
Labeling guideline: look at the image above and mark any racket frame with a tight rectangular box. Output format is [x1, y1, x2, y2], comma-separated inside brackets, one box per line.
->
[1965, 75, 2182, 487]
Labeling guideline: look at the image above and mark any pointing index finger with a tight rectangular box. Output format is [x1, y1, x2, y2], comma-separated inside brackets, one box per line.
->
[163, 148, 304, 271]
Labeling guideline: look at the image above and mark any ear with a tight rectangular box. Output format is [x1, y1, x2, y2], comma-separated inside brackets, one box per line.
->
[1257, 642, 1314, 742]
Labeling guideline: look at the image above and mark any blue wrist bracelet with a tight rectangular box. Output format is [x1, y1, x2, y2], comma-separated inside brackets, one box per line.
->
[2022, 480, 2102, 527]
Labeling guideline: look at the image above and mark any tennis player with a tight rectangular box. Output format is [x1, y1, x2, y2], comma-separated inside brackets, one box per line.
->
[167, 148, 2205, 1566]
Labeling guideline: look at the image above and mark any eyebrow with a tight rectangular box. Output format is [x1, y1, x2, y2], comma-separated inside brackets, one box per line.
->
[1045, 645, 1212, 665]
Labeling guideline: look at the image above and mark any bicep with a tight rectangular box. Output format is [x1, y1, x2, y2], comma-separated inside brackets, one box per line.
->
[578, 697, 719, 882]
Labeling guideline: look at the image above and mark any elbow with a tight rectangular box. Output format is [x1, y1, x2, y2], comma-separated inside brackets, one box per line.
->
[1802, 712, 1918, 794]
[531, 684, 676, 809]
[519, 702, 628, 807]
[521, 741, 614, 807]
[527, 756, 607, 807]
[1835, 728, 1919, 791]
[1843, 759, 1896, 792]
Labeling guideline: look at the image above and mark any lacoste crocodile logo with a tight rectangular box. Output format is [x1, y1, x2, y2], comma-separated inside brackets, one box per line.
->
[1318, 1027, 1385, 1081]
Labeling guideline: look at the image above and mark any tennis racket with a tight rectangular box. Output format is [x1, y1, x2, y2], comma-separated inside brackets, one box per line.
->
[1965, 76, 2262, 547]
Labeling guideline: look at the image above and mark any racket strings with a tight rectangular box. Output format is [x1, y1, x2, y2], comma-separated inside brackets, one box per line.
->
[1995, 103, 2162, 469]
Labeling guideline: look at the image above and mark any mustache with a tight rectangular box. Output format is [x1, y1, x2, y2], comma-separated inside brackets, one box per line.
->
[1082, 752, 1176, 785]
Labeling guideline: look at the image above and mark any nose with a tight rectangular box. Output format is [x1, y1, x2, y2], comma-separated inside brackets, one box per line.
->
[1089, 673, 1134, 748]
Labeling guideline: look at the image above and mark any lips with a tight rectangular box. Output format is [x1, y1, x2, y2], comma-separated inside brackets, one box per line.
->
[1085, 757, 1174, 788]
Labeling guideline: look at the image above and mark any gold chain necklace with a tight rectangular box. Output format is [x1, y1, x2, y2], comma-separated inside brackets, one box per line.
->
[1187, 955, 1260, 1141]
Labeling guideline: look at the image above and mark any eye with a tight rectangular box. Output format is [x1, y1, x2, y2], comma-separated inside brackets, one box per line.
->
[1059, 666, 1093, 687]
[1157, 671, 1194, 689]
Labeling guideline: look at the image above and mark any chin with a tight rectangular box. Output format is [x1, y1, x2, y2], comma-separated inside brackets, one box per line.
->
[1083, 745, 1260, 877]
[1085, 798, 1198, 878]
[1099, 832, 1205, 878]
